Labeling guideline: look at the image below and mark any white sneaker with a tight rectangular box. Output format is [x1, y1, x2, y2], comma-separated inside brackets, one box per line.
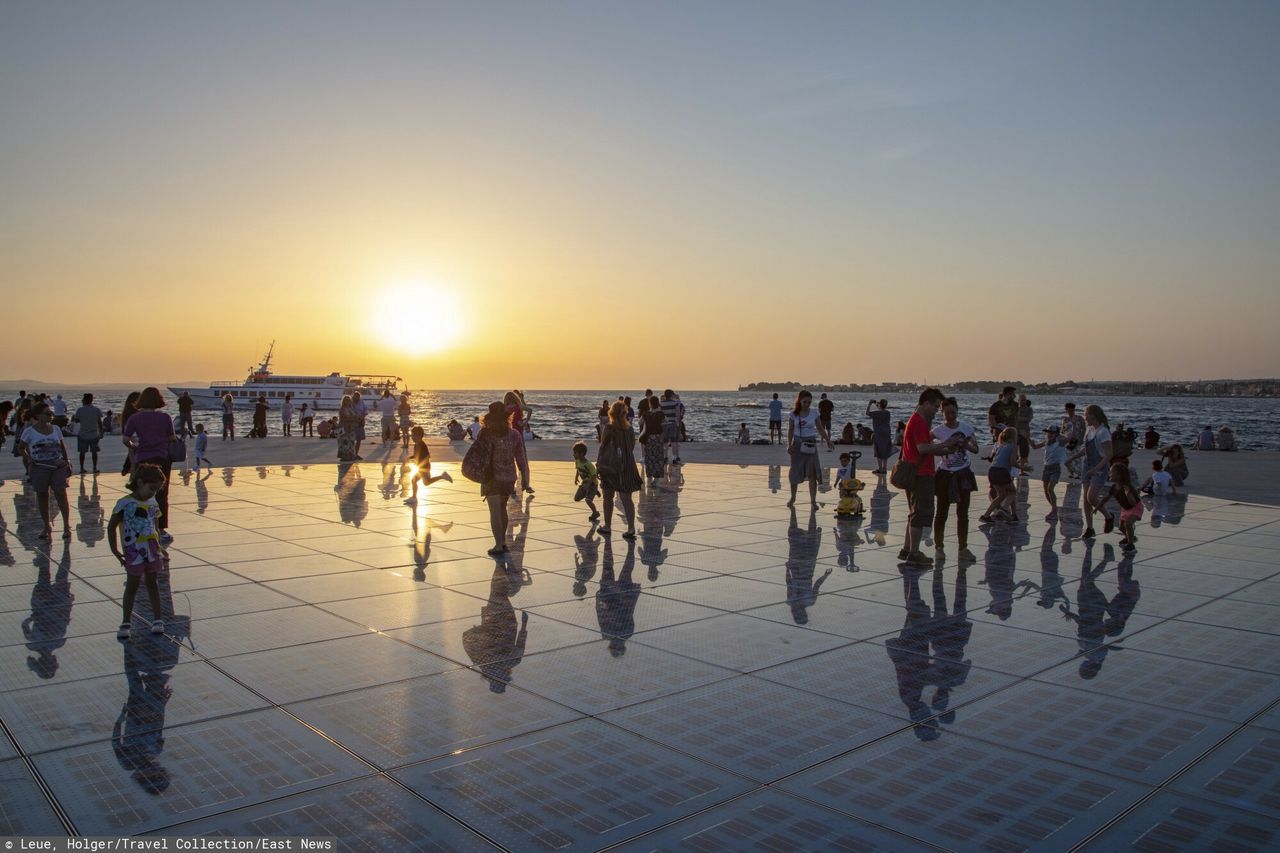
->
[117, 623, 131, 640]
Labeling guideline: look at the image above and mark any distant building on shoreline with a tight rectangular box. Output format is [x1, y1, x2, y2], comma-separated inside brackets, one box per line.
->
[738, 379, 1279, 397]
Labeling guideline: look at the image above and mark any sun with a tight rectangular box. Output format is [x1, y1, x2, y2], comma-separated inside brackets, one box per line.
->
[377, 280, 467, 355]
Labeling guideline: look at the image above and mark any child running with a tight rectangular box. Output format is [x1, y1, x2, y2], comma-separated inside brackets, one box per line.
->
[404, 426, 452, 505]
[572, 440, 601, 521]
[1032, 424, 1069, 521]
[1097, 461, 1143, 551]
[108, 463, 168, 639]
[980, 427, 1022, 523]
[192, 423, 211, 472]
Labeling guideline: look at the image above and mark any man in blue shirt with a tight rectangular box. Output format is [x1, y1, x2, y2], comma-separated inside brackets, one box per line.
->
[768, 393, 783, 444]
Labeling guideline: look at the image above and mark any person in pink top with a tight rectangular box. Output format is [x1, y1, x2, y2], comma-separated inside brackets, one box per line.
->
[898, 388, 964, 568]
[122, 386, 176, 545]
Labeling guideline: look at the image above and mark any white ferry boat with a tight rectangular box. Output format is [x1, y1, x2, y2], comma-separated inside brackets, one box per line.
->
[168, 343, 403, 411]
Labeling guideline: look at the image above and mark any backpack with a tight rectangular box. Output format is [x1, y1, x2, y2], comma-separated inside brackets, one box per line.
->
[461, 432, 493, 483]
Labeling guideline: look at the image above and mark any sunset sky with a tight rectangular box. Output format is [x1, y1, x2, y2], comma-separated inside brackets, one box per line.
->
[3, 1, 1278, 388]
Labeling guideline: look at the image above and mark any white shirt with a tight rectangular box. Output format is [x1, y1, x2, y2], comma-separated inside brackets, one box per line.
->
[932, 421, 975, 472]
[1151, 470, 1174, 495]
[468, 421, 483, 440]
[21, 426, 65, 466]
[791, 410, 821, 439]
[52, 397, 67, 416]
[379, 397, 396, 417]
[282, 401, 294, 418]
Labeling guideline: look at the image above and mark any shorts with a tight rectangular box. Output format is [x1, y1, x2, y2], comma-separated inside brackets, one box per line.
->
[30, 464, 70, 493]
[482, 479, 515, 499]
[125, 555, 165, 577]
[907, 473, 936, 529]
[574, 480, 600, 502]
[77, 436, 101, 454]
[1041, 463, 1061, 485]
[222, 412, 234, 427]
[769, 419, 782, 430]
[988, 467, 1013, 487]
[662, 423, 678, 441]
[1085, 469, 1109, 488]
[1120, 503, 1144, 523]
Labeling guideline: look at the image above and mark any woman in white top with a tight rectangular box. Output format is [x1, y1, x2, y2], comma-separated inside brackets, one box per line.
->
[786, 390, 832, 508]
[281, 393, 294, 437]
[1066, 404, 1112, 539]
[931, 397, 979, 562]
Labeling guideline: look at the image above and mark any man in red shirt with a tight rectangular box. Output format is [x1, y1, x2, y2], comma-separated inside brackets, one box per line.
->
[899, 388, 963, 567]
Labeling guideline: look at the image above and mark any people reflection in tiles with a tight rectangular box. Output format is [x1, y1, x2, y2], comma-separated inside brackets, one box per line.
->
[220, 467, 234, 487]
[1060, 542, 1139, 678]
[410, 511, 454, 582]
[463, 564, 530, 693]
[24, 543, 73, 679]
[194, 469, 210, 514]
[335, 462, 368, 528]
[76, 477, 104, 548]
[1035, 526, 1071, 611]
[767, 464, 781, 495]
[596, 537, 639, 657]
[887, 565, 973, 740]
[865, 476, 893, 547]
[834, 517, 860, 571]
[114, 579, 187, 794]
[573, 526, 600, 598]
[636, 486, 667, 583]
[786, 506, 831, 624]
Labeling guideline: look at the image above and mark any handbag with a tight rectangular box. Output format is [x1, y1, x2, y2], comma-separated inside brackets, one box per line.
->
[799, 437, 818, 454]
[889, 457, 917, 490]
[168, 437, 187, 463]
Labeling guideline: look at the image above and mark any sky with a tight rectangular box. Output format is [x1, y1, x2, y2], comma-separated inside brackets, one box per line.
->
[2, 1, 1278, 388]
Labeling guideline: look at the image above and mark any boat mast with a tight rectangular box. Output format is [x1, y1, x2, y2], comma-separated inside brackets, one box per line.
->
[258, 340, 276, 375]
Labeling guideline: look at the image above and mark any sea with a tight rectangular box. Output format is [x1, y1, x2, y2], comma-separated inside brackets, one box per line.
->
[4, 387, 1278, 451]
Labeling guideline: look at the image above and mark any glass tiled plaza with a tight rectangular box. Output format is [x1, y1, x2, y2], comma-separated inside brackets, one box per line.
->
[2, 457, 1279, 850]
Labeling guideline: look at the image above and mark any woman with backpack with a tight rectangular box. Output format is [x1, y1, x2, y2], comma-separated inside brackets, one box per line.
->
[597, 400, 642, 538]
[468, 401, 527, 556]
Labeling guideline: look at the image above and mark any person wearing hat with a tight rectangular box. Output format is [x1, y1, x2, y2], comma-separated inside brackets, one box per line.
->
[1032, 424, 1070, 521]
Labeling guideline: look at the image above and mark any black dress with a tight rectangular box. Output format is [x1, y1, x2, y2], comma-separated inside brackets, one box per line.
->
[597, 426, 642, 493]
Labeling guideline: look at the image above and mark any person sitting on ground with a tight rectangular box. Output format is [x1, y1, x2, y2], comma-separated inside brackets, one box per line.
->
[893, 420, 906, 447]
[1142, 459, 1176, 496]
[447, 419, 466, 441]
[467, 416, 482, 441]
[1197, 425, 1215, 451]
[1143, 425, 1160, 450]
[1217, 425, 1236, 452]
[1161, 444, 1189, 487]
[856, 423, 874, 445]
[737, 422, 750, 445]
[835, 422, 856, 445]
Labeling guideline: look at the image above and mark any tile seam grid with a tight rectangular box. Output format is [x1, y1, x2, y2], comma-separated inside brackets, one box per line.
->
[0, 714, 77, 835]
[1066, 693, 1280, 852]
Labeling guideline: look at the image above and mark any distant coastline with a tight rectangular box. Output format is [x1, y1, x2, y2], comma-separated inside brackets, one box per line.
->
[738, 379, 1280, 398]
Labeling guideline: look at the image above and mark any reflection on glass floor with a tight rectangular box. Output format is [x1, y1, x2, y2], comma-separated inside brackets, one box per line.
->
[2, 458, 1279, 850]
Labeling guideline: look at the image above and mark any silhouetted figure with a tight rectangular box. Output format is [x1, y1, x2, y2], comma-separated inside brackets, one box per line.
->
[785, 506, 830, 624]
[1061, 542, 1115, 678]
[463, 565, 530, 692]
[24, 544, 74, 679]
[595, 538, 640, 657]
